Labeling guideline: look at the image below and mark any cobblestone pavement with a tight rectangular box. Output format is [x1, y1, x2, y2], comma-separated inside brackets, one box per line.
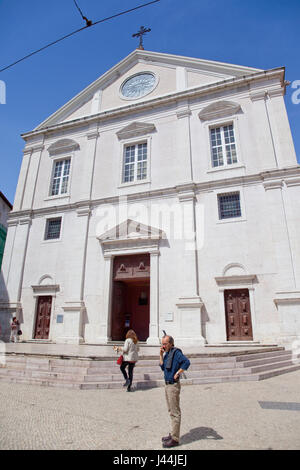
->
[0, 370, 300, 450]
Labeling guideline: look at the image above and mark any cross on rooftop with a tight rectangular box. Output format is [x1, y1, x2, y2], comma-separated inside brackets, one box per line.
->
[132, 26, 151, 50]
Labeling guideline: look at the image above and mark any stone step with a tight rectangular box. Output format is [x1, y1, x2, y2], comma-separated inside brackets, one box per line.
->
[81, 362, 300, 389]
[1, 356, 299, 383]
[235, 349, 290, 362]
[1, 347, 299, 391]
[0, 361, 299, 390]
[240, 352, 296, 368]
[0, 350, 294, 376]
[0, 374, 83, 389]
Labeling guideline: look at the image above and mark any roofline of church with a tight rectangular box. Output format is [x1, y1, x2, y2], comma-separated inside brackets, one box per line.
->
[30, 50, 276, 133]
[21, 65, 285, 141]
[30, 50, 264, 134]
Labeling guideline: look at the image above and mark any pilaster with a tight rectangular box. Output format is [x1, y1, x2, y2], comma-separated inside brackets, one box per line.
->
[176, 102, 193, 182]
[266, 87, 298, 167]
[56, 301, 85, 344]
[21, 144, 44, 210]
[263, 178, 296, 290]
[97, 254, 113, 343]
[249, 89, 278, 170]
[175, 188, 205, 346]
[79, 124, 100, 201]
[147, 251, 160, 345]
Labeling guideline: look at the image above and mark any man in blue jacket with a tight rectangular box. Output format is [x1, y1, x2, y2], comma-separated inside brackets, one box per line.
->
[159, 335, 190, 447]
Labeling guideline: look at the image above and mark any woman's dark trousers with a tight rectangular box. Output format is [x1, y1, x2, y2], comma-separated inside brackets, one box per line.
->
[120, 361, 135, 387]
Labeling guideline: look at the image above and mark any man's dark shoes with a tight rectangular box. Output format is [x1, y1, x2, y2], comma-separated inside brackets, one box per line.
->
[161, 434, 171, 442]
[123, 379, 130, 387]
[126, 385, 131, 392]
[162, 437, 179, 448]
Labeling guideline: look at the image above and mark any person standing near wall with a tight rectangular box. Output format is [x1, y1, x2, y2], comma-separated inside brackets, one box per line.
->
[159, 335, 190, 448]
[10, 316, 19, 343]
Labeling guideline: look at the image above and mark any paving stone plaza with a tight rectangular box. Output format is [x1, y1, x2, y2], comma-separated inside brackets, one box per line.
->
[0, 343, 300, 451]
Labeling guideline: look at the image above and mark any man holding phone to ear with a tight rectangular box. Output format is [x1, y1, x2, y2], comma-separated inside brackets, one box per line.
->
[159, 335, 190, 448]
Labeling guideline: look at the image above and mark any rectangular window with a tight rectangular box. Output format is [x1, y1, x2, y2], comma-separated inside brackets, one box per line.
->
[210, 124, 237, 168]
[45, 218, 62, 240]
[122, 143, 147, 183]
[50, 159, 71, 196]
[218, 192, 241, 219]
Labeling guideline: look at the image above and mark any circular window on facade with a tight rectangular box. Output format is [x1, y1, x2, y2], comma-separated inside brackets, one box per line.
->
[120, 72, 157, 100]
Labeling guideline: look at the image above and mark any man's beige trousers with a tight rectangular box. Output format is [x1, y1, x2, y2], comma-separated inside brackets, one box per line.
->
[165, 382, 181, 442]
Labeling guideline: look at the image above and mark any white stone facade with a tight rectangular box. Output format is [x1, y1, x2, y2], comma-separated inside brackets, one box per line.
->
[0, 50, 299, 346]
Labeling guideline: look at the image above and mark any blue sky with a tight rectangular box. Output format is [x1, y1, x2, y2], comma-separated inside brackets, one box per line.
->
[0, 0, 299, 204]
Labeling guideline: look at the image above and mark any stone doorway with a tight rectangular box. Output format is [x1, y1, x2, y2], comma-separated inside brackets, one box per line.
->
[111, 254, 150, 341]
[224, 289, 253, 341]
[34, 296, 52, 339]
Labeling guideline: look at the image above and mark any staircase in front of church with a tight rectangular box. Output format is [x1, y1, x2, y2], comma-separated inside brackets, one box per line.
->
[0, 348, 300, 390]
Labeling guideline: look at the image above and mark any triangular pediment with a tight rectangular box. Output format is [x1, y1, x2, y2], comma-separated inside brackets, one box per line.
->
[98, 219, 164, 242]
[34, 50, 263, 131]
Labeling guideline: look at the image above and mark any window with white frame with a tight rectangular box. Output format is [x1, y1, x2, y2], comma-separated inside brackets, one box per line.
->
[50, 159, 71, 196]
[210, 124, 237, 168]
[218, 192, 241, 220]
[122, 142, 147, 183]
[44, 217, 62, 240]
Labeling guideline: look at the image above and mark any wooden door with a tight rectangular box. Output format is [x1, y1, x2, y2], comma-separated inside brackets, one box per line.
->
[127, 284, 150, 342]
[224, 289, 253, 341]
[34, 296, 52, 339]
[111, 281, 127, 341]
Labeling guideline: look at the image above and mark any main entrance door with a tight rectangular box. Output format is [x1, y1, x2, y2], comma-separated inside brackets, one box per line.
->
[111, 254, 150, 341]
[224, 289, 253, 341]
[34, 296, 52, 339]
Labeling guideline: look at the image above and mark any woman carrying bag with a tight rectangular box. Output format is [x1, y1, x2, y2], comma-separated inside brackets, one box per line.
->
[114, 330, 139, 392]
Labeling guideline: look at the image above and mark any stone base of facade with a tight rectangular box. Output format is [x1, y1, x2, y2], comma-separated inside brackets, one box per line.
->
[175, 336, 206, 347]
[274, 291, 300, 347]
[56, 336, 84, 345]
[146, 336, 161, 345]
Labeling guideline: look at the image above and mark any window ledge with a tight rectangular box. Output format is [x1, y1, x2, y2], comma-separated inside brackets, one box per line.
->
[44, 194, 70, 202]
[216, 216, 247, 225]
[207, 164, 245, 174]
[118, 179, 151, 189]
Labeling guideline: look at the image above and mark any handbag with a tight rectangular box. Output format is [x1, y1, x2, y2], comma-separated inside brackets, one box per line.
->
[117, 355, 123, 365]
[17, 330, 22, 335]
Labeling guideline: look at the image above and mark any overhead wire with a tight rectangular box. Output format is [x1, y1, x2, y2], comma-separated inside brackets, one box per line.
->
[0, 0, 161, 73]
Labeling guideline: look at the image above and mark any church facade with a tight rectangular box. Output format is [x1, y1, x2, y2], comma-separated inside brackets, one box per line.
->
[1, 49, 300, 346]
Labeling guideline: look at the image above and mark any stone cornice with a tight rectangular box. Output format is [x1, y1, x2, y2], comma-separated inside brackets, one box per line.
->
[274, 291, 300, 305]
[215, 274, 258, 286]
[263, 179, 284, 191]
[21, 68, 285, 141]
[7, 166, 300, 220]
[23, 144, 44, 155]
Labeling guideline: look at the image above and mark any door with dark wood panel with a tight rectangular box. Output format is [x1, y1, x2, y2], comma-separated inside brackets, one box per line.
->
[111, 281, 127, 341]
[126, 283, 150, 342]
[224, 289, 253, 341]
[34, 296, 52, 339]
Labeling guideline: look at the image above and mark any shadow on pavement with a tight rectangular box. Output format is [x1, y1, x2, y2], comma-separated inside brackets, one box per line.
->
[181, 427, 223, 444]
